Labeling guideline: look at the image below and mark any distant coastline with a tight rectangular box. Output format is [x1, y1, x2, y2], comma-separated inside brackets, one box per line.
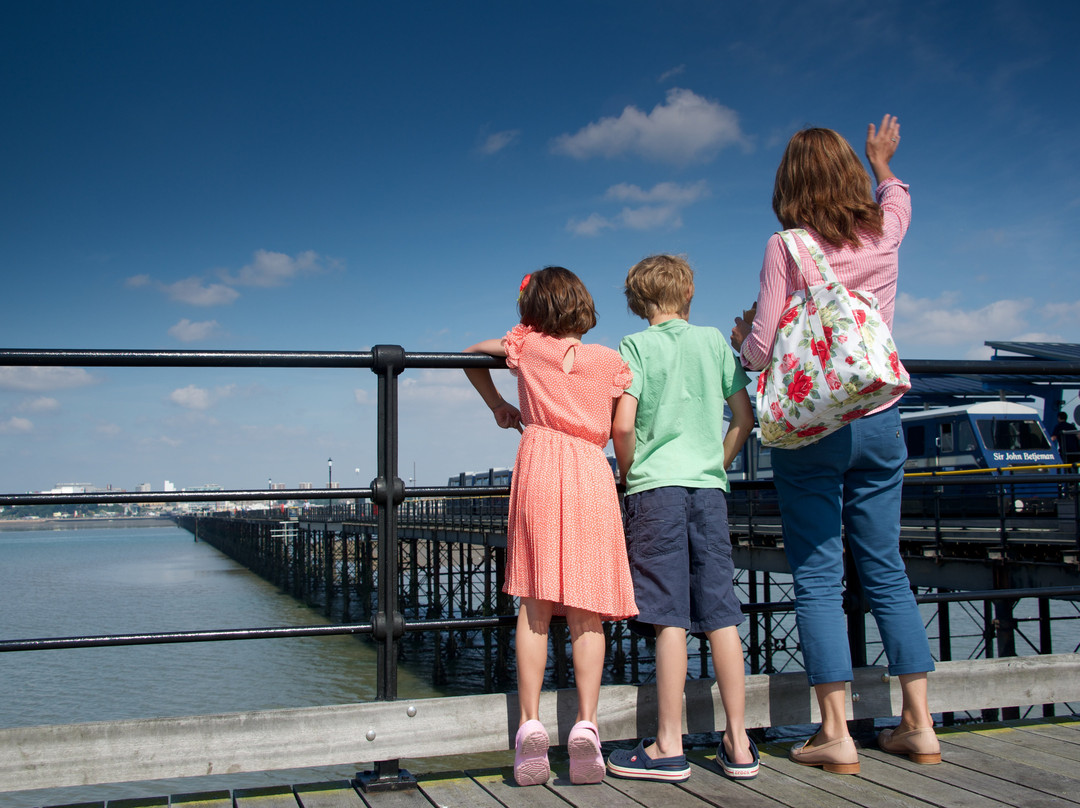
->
[0, 516, 175, 532]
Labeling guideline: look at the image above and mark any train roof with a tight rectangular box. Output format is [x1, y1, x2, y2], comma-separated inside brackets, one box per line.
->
[901, 401, 1040, 422]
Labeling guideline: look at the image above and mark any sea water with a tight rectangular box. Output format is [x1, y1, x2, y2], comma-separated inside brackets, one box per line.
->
[0, 525, 445, 807]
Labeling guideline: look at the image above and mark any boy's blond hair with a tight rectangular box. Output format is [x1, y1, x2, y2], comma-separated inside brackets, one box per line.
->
[624, 254, 694, 320]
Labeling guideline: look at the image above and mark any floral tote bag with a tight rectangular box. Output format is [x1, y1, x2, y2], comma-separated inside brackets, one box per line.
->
[756, 229, 911, 449]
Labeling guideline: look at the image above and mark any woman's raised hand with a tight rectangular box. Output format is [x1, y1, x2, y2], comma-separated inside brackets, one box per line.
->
[866, 114, 900, 183]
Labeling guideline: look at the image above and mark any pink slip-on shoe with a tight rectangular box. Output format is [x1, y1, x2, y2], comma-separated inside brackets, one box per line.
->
[789, 734, 860, 775]
[567, 720, 605, 784]
[514, 719, 550, 786]
[877, 726, 941, 764]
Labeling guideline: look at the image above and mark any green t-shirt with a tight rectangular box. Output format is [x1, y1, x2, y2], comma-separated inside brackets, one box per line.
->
[619, 318, 751, 495]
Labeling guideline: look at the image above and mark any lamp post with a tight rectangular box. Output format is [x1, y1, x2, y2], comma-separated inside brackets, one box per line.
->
[327, 457, 333, 517]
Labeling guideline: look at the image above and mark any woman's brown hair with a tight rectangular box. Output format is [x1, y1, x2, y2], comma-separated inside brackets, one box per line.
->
[772, 127, 883, 249]
[518, 266, 597, 336]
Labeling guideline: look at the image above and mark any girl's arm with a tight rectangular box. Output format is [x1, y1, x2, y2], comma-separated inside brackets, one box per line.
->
[611, 393, 638, 486]
[722, 388, 754, 471]
[464, 339, 522, 431]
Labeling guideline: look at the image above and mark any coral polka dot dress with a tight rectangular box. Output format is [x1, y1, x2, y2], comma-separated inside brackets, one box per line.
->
[503, 324, 638, 620]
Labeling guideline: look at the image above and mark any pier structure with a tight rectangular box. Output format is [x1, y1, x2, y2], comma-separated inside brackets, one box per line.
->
[2, 345, 1080, 805]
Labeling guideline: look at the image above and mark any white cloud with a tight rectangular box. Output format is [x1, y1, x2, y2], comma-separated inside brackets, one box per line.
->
[125, 274, 151, 287]
[167, 384, 236, 411]
[0, 367, 96, 392]
[164, 277, 240, 306]
[169, 385, 211, 410]
[1043, 300, 1080, 322]
[550, 88, 746, 164]
[893, 292, 1034, 346]
[658, 64, 686, 83]
[220, 249, 323, 288]
[169, 318, 221, 342]
[605, 180, 709, 205]
[567, 213, 616, 237]
[97, 422, 122, 436]
[18, 396, 59, 413]
[0, 417, 33, 434]
[477, 129, 521, 156]
[401, 370, 504, 405]
[568, 180, 710, 237]
[354, 389, 372, 405]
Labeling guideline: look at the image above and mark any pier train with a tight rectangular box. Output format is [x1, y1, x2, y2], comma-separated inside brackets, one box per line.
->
[728, 401, 1064, 515]
[730, 401, 1061, 479]
[448, 402, 1064, 515]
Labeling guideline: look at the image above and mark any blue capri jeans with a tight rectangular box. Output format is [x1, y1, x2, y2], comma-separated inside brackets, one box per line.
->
[771, 405, 934, 686]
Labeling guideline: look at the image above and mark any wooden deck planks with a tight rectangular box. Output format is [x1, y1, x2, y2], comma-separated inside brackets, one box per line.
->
[292, 781, 369, 808]
[935, 732, 1080, 804]
[860, 747, 1076, 808]
[758, 742, 957, 808]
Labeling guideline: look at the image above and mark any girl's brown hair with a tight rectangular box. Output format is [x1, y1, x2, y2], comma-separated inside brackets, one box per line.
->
[518, 266, 597, 336]
[772, 127, 883, 249]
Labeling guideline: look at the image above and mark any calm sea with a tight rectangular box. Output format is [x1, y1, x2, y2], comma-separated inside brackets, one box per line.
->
[0, 525, 448, 808]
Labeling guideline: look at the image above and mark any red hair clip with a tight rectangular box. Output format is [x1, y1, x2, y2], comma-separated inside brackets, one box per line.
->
[518, 273, 532, 302]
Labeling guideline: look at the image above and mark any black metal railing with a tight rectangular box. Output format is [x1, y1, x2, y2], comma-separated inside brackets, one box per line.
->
[2, 347, 1080, 787]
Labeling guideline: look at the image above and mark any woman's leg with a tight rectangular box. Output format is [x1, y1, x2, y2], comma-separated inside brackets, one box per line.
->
[771, 435, 853, 688]
[516, 597, 553, 726]
[843, 408, 935, 682]
[897, 672, 934, 730]
[565, 606, 604, 725]
[813, 681, 851, 742]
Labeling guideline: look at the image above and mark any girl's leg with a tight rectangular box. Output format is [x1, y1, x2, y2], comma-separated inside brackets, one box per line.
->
[565, 607, 604, 725]
[516, 597, 553, 726]
[708, 625, 754, 763]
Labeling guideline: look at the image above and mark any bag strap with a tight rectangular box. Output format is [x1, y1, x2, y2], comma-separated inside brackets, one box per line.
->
[777, 228, 838, 286]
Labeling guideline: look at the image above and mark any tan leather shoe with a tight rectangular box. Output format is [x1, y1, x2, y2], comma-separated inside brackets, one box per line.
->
[877, 726, 941, 764]
[789, 734, 860, 774]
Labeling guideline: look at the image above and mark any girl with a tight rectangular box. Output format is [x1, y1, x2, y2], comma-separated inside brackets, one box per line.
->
[464, 266, 637, 786]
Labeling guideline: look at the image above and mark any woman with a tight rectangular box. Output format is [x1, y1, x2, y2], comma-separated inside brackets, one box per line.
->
[730, 115, 939, 774]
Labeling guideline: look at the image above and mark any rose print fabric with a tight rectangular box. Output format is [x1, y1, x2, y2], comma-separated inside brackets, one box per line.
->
[756, 229, 910, 449]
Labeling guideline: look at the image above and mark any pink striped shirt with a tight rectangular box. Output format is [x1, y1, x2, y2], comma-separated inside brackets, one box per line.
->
[739, 178, 911, 372]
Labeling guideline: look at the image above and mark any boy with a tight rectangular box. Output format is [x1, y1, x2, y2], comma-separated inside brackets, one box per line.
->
[607, 254, 757, 782]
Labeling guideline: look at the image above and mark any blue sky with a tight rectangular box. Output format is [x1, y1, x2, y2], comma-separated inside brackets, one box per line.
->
[2, 0, 1079, 494]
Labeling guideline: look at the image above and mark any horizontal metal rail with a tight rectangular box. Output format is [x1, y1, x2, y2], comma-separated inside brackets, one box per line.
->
[6, 585, 1080, 655]
[4, 348, 1080, 375]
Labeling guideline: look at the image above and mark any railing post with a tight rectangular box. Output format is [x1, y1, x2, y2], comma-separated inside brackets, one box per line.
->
[356, 345, 414, 793]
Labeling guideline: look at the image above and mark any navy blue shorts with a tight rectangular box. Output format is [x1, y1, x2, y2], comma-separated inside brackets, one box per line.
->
[623, 486, 744, 637]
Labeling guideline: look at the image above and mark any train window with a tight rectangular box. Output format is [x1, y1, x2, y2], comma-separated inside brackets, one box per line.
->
[977, 419, 1052, 451]
[939, 423, 954, 453]
[957, 420, 976, 452]
[758, 447, 773, 471]
[905, 425, 926, 457]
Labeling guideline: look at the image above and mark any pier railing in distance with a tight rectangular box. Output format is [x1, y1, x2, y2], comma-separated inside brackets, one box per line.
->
[1, 347, 1079, 795]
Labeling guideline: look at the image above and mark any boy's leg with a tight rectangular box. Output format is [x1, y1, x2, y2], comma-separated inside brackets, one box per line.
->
[516, 597, 553, 725]
[645, 625, 688, 759]
[707, 625, 754, 764]
[565, 606, 604, 725]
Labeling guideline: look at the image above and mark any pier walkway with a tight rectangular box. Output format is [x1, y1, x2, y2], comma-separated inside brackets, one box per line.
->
[28, 717, 1080, 807]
